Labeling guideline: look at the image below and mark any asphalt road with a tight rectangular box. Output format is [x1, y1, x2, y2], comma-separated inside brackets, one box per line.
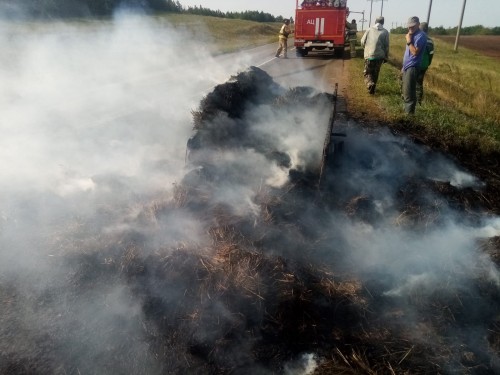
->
[214, 42, 348, 97]
[86, 41, 349, 130]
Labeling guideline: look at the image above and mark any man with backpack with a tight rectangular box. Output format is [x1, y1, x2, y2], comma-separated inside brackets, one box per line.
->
[401, 16, 427, 114]
[416, 22, 434, 104]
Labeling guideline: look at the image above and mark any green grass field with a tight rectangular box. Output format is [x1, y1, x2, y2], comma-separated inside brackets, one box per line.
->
[347, 33, 500, 158]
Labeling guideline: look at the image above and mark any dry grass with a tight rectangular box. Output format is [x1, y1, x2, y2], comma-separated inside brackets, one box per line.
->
[157, 14, 279, 53]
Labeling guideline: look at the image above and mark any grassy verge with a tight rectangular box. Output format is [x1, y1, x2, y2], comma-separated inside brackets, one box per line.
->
[158, 14, 279, 53]
[6, 14, 280, 55]
[346, 34, 500, 160]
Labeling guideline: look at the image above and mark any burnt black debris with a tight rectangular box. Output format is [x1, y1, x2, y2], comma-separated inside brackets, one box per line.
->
[2, 67, 499, 375]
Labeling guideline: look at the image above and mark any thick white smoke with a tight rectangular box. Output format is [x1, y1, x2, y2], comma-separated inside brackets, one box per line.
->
[0, 12, 337, 373]
[0, 14, 238, 271]
[0, 10, 498, 374]
[0, 15, 256, 372]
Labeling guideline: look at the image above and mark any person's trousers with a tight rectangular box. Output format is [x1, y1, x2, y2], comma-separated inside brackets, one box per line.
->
[363, 59, 383, 90]
[416, 68, 428, 104]
[350, 40, 356, 57]
[276, 38, 288, 57]
[402, 66, 418, 114]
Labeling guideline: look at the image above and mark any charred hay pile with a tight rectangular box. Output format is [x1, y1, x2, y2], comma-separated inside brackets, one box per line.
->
[1, 67, 499, 375]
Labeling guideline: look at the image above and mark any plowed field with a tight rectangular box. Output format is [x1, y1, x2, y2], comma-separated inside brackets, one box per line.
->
[436, 35, 500, 59]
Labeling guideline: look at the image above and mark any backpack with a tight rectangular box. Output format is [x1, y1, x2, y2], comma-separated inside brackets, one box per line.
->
[420, 36, 434, 70]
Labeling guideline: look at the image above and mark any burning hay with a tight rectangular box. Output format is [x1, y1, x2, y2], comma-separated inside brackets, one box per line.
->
[1, 67, 499, 375]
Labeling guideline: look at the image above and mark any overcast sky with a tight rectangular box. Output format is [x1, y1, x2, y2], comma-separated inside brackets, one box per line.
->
[180, 0, 499, 28]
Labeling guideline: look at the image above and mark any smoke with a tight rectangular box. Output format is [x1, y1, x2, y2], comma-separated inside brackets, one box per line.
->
[314, 121, 498, 279]
[0, 13, 251, 373]
[0, 13, 235, 267]
[284, 353, 319, 375]
[0, 9, 499, 375]
[313, 121, 500, 370]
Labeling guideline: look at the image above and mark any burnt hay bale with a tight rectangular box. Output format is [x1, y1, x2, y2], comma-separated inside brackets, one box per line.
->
[193, 66, 279, 128]
[187, 66, 285, 163]
[186, 68, 332, 183]
[273, 86, 334, 108]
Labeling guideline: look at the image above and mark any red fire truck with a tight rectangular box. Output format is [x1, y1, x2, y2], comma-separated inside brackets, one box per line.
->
[294, 0, 350, 57]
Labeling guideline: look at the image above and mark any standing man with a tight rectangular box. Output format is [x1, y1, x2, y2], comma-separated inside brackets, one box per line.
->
[347, 18, 358, 58]
[360, 16, 390, 95]
[275, 19, 292, 59]
[401, 16, 427, 114]
[416, 21, 434, 104]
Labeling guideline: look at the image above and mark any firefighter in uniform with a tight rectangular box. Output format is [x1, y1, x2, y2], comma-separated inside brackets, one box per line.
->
[347, 18, 358, 58]
[275, 19, 292, 59]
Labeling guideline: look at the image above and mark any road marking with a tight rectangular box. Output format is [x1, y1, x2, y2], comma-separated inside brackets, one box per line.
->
[257, 57, 279, 67]
[257, 47, 296, 67]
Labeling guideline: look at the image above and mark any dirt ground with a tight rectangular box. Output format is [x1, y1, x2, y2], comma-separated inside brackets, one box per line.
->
[435, 35, 500, 59]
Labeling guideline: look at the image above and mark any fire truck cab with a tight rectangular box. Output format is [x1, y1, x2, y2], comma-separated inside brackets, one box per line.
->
[294, 0, 349, 57]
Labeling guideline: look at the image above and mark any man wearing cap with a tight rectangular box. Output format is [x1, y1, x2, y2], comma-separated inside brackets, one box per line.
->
[401, 16, 427, 114]
[360, 16, 390, 94]
[416, 22, 435, 104]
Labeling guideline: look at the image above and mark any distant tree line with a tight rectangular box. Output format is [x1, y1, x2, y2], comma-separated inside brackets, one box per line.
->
[391, 24, 500, 35]
[185, 6, 283, 22]
[0, 0, 284, 22]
